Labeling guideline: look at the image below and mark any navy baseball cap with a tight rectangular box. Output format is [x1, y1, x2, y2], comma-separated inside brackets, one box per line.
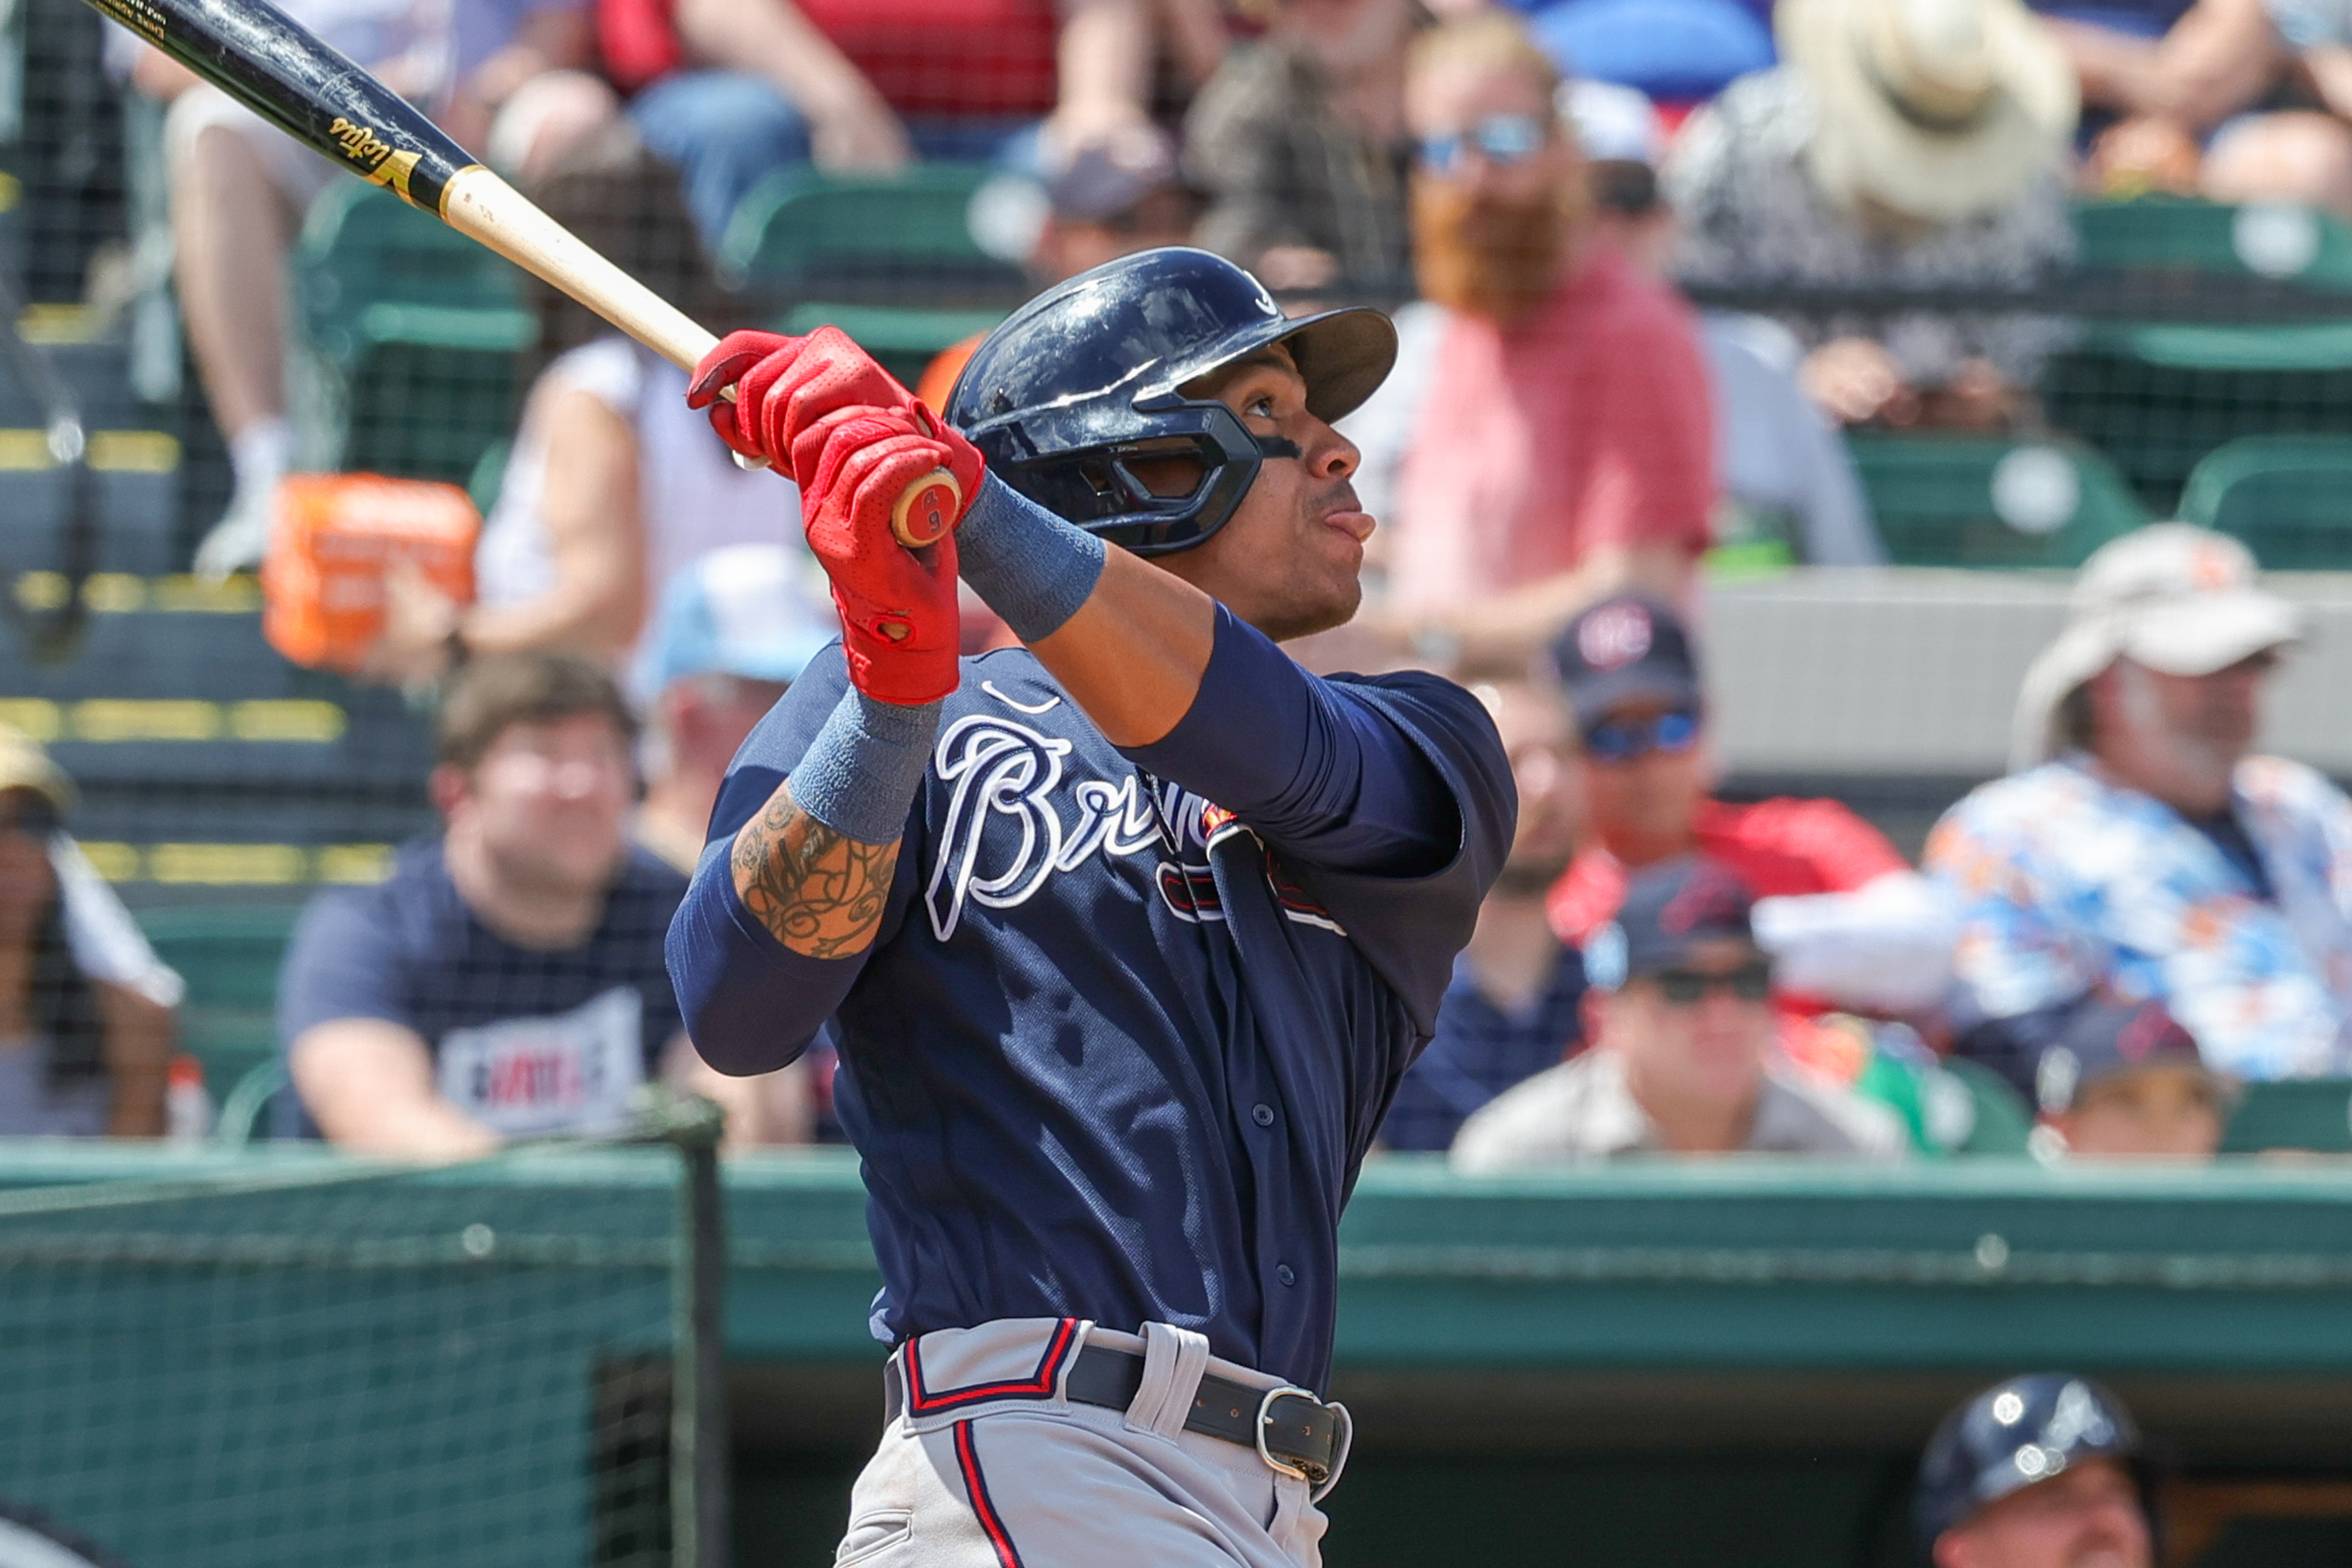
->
[1550, 595, 1702, 732]
[1584, 857, 1758, 990]
[2035, 998, 2221, 1114]
[1915, 1374, 2152, 1558]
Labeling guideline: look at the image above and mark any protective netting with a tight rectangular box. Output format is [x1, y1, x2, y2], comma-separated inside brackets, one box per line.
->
[0, 1128, 721, 1568]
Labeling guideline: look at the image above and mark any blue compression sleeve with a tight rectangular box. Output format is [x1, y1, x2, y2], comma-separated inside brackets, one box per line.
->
[954, 473, 1106, 644]
[1125, 607, 1457, 876]
[666, 684, 934, 1075]
[669, 840, 870, 1075]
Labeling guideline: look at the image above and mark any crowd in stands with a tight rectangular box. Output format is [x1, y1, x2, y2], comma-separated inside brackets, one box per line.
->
[15, 0, 2352, 1164]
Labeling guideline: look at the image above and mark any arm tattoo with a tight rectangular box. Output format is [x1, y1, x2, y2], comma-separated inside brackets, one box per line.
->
[730, 782, 901, 958]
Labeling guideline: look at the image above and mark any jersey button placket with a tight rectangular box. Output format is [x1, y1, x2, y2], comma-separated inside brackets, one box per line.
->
[1251, 1103, 1275, 1127]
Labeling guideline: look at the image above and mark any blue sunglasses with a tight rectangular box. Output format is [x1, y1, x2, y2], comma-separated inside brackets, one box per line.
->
[1583, 709, 1701, 763]
[1415, 113, 1549, 177]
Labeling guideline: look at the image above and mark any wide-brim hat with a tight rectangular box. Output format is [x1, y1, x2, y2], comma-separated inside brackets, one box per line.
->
[2010, 524, 2303, 770]
[1779, 0, 2078, 226]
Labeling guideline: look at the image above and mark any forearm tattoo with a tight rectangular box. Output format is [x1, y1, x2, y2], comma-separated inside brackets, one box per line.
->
[730, 782, 901, 958]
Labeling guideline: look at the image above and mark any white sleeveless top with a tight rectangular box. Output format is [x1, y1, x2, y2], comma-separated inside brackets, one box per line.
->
[475, 336, 801, 647]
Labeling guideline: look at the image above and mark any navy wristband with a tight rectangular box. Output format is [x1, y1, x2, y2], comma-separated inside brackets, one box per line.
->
[786, 690, 941, 846]
[956, 473, 1106, 644]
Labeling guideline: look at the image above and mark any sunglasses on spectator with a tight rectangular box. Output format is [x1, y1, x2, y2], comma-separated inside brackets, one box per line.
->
[0, 798, 61, 839]
[1416, 114, 1549, 177]
[1648, 960, 1773, 1006]
[1582, 709, 1700, 762]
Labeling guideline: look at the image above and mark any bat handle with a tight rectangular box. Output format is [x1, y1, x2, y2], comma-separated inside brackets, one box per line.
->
[891, 469, 963, 549]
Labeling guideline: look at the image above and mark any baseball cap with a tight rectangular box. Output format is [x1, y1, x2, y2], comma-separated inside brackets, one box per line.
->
[1915, 1374, 2151, 1556]
[631, 543, 836, 705]
[0, 723, 73, 813]
[1047, 129, 1183, 223]
[2034, 997, 2223, 1114]
[1584, 857, 1758, 990]
[1549, 594, 1702, 732]
[2010, 524, 2302, 769]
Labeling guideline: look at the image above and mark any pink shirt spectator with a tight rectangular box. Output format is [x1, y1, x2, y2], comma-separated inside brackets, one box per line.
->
[1384, 245, 1715, 618]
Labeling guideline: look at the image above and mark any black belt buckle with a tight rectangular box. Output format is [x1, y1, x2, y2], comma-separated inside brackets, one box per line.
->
[1255, 1385, 1332, 1487]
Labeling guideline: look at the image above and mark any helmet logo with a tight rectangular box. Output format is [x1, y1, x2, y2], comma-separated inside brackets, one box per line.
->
[2046, 1381, 2115, 1450]
[1577, 603, 1653, 670]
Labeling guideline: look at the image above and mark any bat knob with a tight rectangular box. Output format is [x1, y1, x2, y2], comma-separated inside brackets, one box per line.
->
[891, 469, 963, 549]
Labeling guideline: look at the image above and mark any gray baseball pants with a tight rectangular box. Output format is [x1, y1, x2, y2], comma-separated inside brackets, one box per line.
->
[833, 1317, 1352, 1568]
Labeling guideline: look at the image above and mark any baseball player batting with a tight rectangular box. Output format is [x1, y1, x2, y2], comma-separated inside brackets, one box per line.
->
[669, 246, 1514, 1567]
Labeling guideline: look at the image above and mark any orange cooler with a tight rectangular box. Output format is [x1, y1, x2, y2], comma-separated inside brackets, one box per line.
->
[262, 473, 479, 671]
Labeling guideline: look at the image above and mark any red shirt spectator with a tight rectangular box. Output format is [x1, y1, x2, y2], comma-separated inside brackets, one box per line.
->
[600, 0, 1061, 117]
[1549, 796, 1910, 1018]
[1388, 243, 1714, 622]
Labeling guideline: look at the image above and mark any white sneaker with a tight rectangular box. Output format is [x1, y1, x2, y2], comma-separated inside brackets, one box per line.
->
[192, 482, 273, 580]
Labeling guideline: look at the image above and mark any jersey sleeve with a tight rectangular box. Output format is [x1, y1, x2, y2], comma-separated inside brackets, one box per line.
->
[1123, 614, 1513, 1033]
[1283, 673, 1517, 1035]
[276, 887, 412, 1045]
[665, 644, 921, 1076]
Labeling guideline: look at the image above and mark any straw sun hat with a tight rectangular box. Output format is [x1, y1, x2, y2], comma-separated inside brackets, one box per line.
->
[1778, 0, 2078, 226]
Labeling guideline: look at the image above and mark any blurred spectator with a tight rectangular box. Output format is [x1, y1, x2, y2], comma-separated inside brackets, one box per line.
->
[2205, 2, 2352, 216]
[2032, 0, 2332, 210]
[599, 0, 1156, 244]
[1344, 11, 1714, 670]
[631, 543, 834, 874]
[1528, 0, 1777, 107]
[0, 727, 178, 1137]
[1665, 0, 2080, 432]
[1451, 857, 1909, 1165]
[1380, 677, 1588, 1152]
[913, 131, 1205, 413]
[370, 126, 794, 686]
[1927, 524, 2352, 1083]
[1567, 79, 1885, 566]
[281, 653, 796, 1156]
[1185, 0, 1418, 293]
[1546, 596, 1958, 1031]
[2032, 996, 2232, 1158]
[128, 0, 602, 577]
[1917, 1373, 2156, 1568]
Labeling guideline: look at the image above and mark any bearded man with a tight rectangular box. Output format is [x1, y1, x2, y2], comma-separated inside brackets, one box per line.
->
[1341, 10, 1716, 672]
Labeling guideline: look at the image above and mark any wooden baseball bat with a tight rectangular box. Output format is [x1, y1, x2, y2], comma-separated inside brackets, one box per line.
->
[79, 0, 961, 549]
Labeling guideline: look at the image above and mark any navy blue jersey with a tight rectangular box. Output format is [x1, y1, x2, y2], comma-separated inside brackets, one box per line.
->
[672, 617, 1511, 1391]
[281, 838, 686, 1137]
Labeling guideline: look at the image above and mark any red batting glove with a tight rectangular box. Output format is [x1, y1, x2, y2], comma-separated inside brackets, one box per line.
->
[802, 410, 982, 706]
[687, 326, 920, 475]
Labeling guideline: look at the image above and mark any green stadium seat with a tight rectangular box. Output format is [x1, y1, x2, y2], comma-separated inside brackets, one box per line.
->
[715, 164, 1026, 303]
[2220, 1078, 2352, 1154]
[140, 905, 296, 1106]
[2176, 434, 2352, 568]
[2073, 195, 2352, 288]
[1942, 1057, 2035, 1156]
[776, 302, 1006, 390]
[1844, 433, 2151, 567]
[291, 182, 533, 484]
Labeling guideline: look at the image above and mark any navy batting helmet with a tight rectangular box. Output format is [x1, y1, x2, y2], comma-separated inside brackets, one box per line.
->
[1915, 1373, 2156, 1562]
[943, 247, 1396, 556]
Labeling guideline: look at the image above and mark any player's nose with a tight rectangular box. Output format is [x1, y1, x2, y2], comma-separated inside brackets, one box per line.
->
[1300, 414, 1359, 483]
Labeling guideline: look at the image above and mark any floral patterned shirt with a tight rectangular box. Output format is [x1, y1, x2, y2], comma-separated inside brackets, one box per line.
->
[1926, 754, 2352, 1080]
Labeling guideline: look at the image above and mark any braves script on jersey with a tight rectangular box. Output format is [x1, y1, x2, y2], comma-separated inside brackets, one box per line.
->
[671, 625, 1511, 1392]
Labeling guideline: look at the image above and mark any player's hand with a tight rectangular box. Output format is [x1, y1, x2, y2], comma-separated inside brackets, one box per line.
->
[802, 408, 980, 706]
[688, 326, 921, 477]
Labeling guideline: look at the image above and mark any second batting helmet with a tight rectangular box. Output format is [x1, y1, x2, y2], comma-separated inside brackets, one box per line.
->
[943, 247, 1396, 556]
[1915, 1373, 2156, 1562]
